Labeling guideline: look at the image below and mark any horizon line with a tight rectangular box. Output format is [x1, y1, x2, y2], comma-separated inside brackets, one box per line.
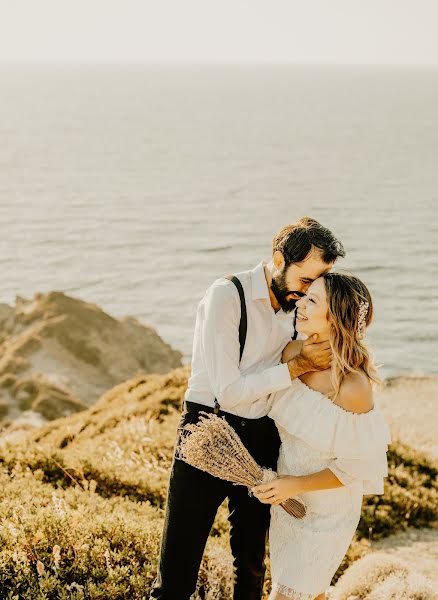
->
[1, 58, 438, 69]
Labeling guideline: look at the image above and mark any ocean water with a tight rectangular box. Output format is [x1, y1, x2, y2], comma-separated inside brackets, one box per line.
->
[0, 63, 437, 378]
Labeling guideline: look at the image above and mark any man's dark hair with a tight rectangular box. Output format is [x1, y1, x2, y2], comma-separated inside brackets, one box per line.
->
[272, 216, 345, 267]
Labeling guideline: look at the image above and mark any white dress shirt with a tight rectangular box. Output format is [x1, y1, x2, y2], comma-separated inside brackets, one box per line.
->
[184, 261, 296, 418]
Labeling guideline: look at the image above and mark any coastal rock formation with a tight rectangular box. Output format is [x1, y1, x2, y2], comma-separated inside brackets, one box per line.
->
[0, 291, 182, 424]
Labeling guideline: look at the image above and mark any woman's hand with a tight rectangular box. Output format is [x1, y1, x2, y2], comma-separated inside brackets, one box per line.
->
[251, 475, 304, 505]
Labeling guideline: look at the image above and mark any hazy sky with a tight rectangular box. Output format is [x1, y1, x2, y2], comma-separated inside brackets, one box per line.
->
[1, 0, 437, 65]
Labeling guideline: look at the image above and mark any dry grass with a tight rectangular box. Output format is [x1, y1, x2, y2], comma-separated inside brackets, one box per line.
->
[376, 376, 438, 461]
[369, 527, 438, 586]
[0, 367, 436, 598]
[331, 552, 438, 600]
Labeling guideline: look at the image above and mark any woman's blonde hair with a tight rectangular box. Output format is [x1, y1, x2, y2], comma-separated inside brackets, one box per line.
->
[322, 272, 380, 399]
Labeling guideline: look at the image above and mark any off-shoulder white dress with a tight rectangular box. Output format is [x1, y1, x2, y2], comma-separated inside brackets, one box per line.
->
[267, 378, 391, 600]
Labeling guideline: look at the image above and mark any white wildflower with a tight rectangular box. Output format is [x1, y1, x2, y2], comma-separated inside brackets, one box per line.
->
[52, 544, 61, 571]
[8, 523, 18, 540]
[67, 582, 84, 592]
[104, 548, 112, 573]
[51, 493, 66, 518]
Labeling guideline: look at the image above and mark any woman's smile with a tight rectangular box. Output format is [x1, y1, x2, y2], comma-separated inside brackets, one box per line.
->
[296, 311, 308, 321]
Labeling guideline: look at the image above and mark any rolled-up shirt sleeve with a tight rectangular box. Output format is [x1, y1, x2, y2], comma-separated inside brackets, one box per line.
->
[200, 281, 292, 413]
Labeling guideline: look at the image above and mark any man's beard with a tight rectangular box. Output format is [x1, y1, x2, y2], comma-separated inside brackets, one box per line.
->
[270, 273, 302, 314]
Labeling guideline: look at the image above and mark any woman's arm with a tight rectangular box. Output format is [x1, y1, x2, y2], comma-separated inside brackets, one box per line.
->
[255, 374, 375, 504]
[252, 469, 344, 505]
[297, 469, 344, 493]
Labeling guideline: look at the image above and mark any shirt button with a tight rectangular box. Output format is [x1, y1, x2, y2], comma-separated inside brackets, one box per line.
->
[241, 420, 246, 426]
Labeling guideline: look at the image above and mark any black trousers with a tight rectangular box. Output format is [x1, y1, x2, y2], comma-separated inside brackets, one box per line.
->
[150, 402, 281, 600]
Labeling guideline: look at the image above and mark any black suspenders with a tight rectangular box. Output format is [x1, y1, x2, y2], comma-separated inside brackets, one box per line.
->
[213, 275, 247, 414]
[292, 308, 298, 340]
[212, 277, 297, 414]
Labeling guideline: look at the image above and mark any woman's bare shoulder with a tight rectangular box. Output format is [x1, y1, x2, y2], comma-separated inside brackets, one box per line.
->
[336, 371, 373, 414]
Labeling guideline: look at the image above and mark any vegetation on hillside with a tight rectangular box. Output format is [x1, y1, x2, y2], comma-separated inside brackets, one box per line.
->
[0, 367, 436, 598]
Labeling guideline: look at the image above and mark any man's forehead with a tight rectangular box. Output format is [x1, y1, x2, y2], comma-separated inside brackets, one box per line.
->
[294, 258, 333, 276]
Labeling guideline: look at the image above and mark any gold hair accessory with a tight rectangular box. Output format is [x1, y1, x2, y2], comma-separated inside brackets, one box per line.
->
[357, 301, 369, 339]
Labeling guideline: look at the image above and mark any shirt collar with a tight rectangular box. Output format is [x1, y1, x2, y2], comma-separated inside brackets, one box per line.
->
[250, 261, 271, 301]
[251, 261, 296, 323]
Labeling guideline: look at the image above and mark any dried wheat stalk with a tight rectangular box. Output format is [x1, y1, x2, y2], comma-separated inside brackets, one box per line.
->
[176, 412, 306, 519]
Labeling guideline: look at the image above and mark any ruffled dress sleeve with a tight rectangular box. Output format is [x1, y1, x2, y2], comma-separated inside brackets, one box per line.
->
[268, 378, 391, 495]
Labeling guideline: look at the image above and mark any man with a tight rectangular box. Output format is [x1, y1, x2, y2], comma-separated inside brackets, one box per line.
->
[150, 216, 345, 600]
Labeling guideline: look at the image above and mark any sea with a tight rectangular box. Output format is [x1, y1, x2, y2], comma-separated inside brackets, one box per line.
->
[0, 63, 437, 379]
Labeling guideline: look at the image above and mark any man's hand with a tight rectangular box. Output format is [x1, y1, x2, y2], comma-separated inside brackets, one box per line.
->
[281, 340, 302, 364]
[287, 334, 332, 379]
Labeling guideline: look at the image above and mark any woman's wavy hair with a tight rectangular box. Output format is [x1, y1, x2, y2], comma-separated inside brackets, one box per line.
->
[322, 272, 380, 398]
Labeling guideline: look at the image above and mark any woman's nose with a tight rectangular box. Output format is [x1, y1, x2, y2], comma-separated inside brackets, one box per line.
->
[296, 296, 304, 308]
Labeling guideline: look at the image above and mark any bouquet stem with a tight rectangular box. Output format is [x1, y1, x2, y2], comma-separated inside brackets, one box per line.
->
[177, 412, 306, 520]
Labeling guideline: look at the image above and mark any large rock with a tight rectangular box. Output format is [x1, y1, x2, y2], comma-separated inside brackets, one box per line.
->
[0, 291, 182, 423]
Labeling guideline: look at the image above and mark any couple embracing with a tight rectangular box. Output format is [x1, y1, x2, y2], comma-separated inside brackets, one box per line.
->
[151, 217, 390, 600]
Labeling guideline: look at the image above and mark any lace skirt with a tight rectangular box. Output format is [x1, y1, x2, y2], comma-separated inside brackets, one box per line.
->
[268, 486, 362, 599]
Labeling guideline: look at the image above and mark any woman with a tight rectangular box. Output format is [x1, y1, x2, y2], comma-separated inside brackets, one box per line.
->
[252, 273, 391, 600]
